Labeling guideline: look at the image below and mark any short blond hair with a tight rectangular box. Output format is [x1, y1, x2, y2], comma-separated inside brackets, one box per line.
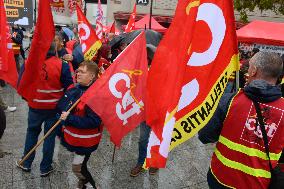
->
[79, 61, 99, 77]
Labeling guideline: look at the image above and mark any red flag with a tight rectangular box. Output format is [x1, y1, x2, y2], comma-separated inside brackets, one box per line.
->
[77, 4, 102, 60]
[81, 32, 148, 147]
[17, 0, 55, 100]
[0, 0, 18, 88]
[110, 21, 116, 34]
[125, 4, 136, 33]
[146, 0, 239, 168]
[95, 0, 103, 39]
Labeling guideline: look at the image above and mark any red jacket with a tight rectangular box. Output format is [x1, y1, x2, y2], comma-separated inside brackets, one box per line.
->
[211, 91, 284, 189]
[28, 56, 64, 109]
[62, 99, 102, 148]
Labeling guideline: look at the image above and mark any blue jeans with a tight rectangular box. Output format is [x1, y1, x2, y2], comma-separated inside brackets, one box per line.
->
[137, 121, 151, 166]
[23, 108, 58, 173]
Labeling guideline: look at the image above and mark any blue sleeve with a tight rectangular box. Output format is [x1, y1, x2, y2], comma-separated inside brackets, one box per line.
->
[60, 62, 73, 90]
[198, 92, 236, 144]
[64, 106, 102, 129]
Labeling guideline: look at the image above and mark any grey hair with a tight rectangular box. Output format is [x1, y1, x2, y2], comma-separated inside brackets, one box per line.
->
[250, 52, 283, 79]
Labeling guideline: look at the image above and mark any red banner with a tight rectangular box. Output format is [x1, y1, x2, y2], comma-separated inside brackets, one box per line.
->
[146, 0, 239, 168]
[18, 0, 55, 100]
[81, 32, 148, 147]
[0, 0, 18, 88]
[125, 4, 136, 33]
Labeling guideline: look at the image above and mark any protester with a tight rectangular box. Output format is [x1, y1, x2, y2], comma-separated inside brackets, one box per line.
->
[55, 34, 69, 59]
[11, 24, 23, 73]
[130, 44, 159, 177]
[16, 41, 73, 177]
[199, 52, 284, 189]
[57, 61, 102, 189]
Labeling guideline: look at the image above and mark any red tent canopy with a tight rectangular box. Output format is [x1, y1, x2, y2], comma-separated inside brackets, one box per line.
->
[134, 14, 167, 33]
[237, 20, 284, 46]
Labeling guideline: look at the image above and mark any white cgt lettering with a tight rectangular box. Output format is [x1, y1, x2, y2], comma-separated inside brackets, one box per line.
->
[109, 73, 144, 125]
[177, 3, 226, 112]
[78, 23, 90, 52]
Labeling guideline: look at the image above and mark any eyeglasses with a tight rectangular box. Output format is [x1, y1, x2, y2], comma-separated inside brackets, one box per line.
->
[75, 70, 88, 75]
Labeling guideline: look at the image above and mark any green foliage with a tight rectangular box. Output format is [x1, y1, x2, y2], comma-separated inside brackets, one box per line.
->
[234, 0, 284, 22]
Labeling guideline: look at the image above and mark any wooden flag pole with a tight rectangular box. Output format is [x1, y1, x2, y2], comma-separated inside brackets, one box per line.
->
[19, 99, 81, 166]
[112, 145, 116, 164]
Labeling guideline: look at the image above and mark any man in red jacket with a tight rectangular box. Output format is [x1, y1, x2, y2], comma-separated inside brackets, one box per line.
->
[16, 41, 73, 177]
[199, 52, 284, 189]
[57, 61, 102, 189]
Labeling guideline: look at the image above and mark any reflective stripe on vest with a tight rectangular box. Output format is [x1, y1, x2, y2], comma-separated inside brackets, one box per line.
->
[12, 43, 20, 54]
[33, 99, 59, 103]
[36, 88, 64, 93]
[219, 135, 282, 161]
[64, 127, 101, 139]
[215, 148, 271, 178]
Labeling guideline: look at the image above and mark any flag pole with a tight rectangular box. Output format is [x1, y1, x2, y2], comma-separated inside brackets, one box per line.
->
[34, 0, 37, 26]
[84, 1, 87, 15]
[112, 145, 116, 164]
[149, 0, 153, 29]
[19, 99, 81, 166]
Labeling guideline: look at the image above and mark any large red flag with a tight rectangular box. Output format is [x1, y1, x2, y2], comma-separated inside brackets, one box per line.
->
[81, 32, 148, 147]
[146, 0, 239, 168]
[125, 4, 136, 33]
[77, 5, 102, 60]
[17, 0, 55, 100]
[0, 0, 18, 88]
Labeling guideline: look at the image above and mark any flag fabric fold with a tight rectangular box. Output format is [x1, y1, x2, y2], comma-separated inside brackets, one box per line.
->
[0, 0, 18, 88]
[77, 4, 102, 60]
[125, 4, 136, 33]
[146, 0, 239, 168]
[81, 32, 148, 147]
[17, 0, 55, 99]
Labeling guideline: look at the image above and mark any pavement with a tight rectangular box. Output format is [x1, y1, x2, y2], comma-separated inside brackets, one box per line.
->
[0, 86, 214, 189]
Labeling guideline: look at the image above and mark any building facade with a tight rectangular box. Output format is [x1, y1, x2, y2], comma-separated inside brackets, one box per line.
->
[106, 0, 284, 29]
[107, 0, 177, 27]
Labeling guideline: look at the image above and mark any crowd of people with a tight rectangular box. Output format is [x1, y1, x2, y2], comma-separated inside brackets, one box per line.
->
[1, 23, 284, 189]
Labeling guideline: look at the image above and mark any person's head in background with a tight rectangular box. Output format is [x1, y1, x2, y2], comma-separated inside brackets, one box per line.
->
[247, 52, 283, 85]
[54, 33, 65, 52]
[248, 48, 259, 58]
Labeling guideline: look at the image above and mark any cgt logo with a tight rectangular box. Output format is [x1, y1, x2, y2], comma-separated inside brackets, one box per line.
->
[109, 70, 144, 125]
[78, 22, 90, 53]
[241, 103, 282, 147]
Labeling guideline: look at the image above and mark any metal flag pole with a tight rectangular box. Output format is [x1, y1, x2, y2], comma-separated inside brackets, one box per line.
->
[112, 145, 116, 164]
[34, 0, 37, 26]
[84, 1, 87, 15]
[149, 0, 153, 29]
[19, 99, 81, 166]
